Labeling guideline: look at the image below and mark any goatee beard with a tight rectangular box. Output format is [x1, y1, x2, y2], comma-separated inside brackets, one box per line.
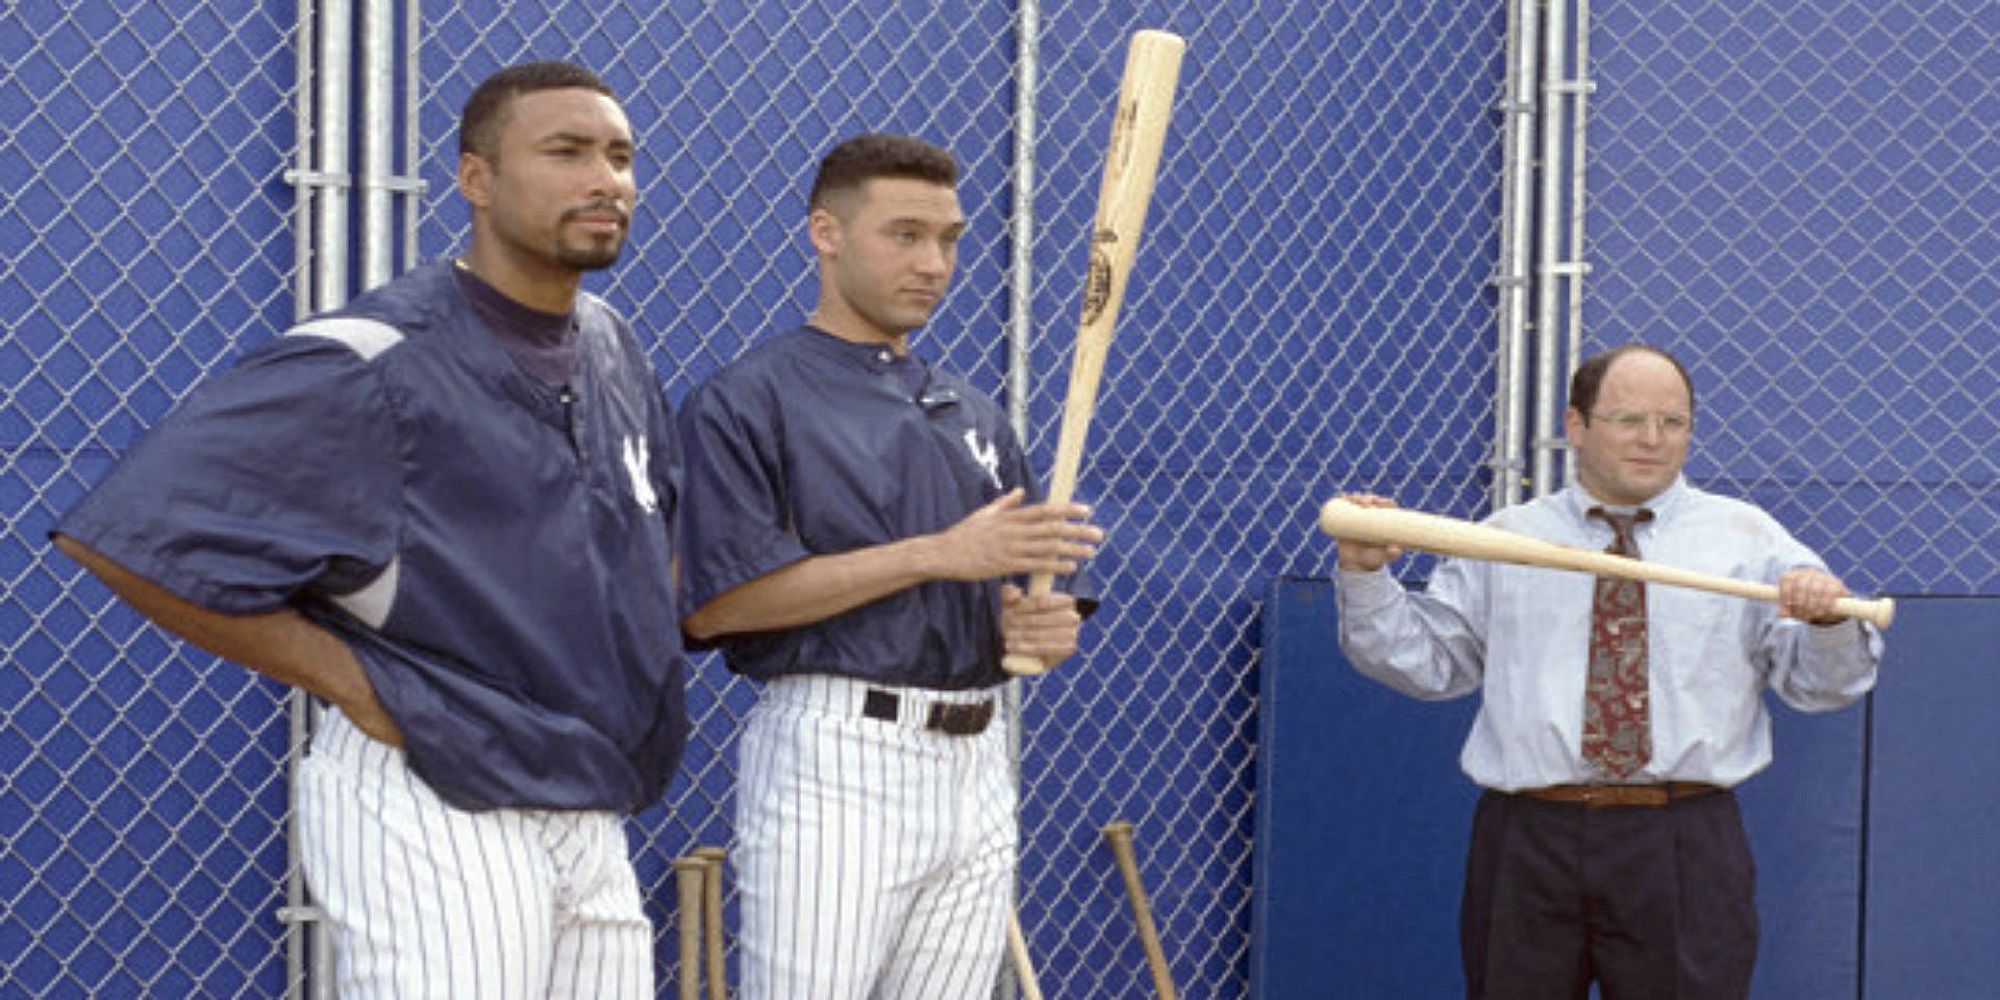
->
[557, 240, 622, 271]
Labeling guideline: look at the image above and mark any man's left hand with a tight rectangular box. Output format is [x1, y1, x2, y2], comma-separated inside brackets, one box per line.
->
[1000, 583, 1083, 670]
[1778, 568, 1850, 626]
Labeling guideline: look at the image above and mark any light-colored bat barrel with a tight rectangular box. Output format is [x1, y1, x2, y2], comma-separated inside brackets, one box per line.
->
[671, 857, 708, 1000]
[694, 846, 728, 1000]
[1006, 28, 1186, 677]
[1317, 498, 1894, 629]
[1103, 820, 1178, 1000]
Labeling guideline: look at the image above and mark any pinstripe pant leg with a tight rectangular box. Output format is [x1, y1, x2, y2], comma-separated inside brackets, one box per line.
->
[297, 708, 556, 999]
[545, 814, 655, 1000]
[736, 683, 932, 1000]
[873, 718, 1015, 1000]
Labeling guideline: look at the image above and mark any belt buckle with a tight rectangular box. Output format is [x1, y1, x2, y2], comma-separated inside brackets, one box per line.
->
[926, 699, 993, 736]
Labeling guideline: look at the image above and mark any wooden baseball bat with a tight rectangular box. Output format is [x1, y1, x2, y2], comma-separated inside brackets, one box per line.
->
[1317, 498, 1895, 628]
[671, 856, 707, 1000]
[1006, 910, 1046, 1000]
[1103, 820, 1177, 1000]
[694, 846, 728, 1000]
[1005, 29, 1186, 677]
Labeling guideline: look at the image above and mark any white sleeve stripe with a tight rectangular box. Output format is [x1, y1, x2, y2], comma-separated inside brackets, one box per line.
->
[330, 557, 399, 630]
[286, 316, 405, 360]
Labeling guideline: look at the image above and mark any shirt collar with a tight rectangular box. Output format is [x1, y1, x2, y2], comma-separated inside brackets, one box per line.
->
[796, 323, 917, 370]
[1565, 474, 1689, 523]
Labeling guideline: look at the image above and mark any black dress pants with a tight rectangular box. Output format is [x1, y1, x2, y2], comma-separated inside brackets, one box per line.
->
[1460, 788, 1758, 1000]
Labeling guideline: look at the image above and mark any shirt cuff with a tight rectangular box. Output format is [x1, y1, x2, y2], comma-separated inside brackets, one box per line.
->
[1334, 566, 1404, 612]
[1805, 616, 1864, 647]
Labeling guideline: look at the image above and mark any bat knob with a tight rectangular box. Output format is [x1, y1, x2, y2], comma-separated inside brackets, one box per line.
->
[1003, 652, 1052, 677]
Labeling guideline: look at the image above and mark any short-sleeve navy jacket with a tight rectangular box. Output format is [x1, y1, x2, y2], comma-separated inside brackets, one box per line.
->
[677, 325, 1044, 691]
[57, 262, 688, 813]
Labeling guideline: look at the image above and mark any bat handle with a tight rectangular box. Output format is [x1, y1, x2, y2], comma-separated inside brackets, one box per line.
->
[1007, 910, 1045, 1000]
[1001, 653, 1050, 677]
[1831, 595, 1895, 629]
[1104, 821, 1178, 1000]
[671, 857, 707, 1000]
[1001, 571, 1060, 677]
[694, 847, 728, 1000]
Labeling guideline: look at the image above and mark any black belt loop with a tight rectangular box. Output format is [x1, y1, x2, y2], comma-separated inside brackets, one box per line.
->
[861, 687, 994, 736]
[862, 688, 900, 723]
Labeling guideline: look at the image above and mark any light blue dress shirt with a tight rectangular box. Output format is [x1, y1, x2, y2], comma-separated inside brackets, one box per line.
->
[1334, 477, 1882, 791]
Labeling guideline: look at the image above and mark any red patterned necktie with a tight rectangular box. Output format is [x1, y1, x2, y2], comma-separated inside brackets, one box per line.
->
[1583, 507, 1654, 779]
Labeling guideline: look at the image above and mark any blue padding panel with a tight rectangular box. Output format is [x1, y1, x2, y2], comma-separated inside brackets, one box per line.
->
[1864, 597, 2000, 998]
[1736, 673, 1867, 999]
[1254, 577, 1478, 999]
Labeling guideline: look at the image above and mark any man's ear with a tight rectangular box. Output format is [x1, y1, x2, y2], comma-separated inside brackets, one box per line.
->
[1562, 405, 1585, 444]
[807, 207, 842, 257]
[458, 152, 493, 209]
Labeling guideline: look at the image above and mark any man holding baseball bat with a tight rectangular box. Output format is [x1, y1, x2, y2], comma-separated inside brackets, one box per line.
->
[1333, 344, 1881, 999]
[675, 134, 1100, 999]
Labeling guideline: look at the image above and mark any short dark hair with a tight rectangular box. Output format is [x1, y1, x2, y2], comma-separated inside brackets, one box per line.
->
[808, 134, 957, 211]
[459, 61, 616, 161]
[1569, 343, 1696, 421]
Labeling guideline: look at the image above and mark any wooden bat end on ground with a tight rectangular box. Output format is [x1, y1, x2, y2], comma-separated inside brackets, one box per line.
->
[692, 847, 727, 1000]
[1007, 911, 1046, 1000]
[671, 857, 708, 1000]
[1101, 819, 1178, 1000]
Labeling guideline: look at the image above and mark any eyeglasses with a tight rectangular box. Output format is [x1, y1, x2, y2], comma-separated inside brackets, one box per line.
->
[1590, 411, 1693, 437]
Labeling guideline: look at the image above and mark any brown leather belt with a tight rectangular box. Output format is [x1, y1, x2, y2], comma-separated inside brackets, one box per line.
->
[1515, 782, 1724, 808]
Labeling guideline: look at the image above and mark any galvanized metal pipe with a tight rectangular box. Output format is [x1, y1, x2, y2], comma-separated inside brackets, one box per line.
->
[314, 0, 351, 311]
[360, 0, 393, 290]
[1002, 6, 1040, 1000]
[1563, 0, 1595, 491]
[403, 0, 422, 271]
[1531, 0, 1569, 497]
[1005, 1, 1040, 443]
[1492, 0, 1541, 510]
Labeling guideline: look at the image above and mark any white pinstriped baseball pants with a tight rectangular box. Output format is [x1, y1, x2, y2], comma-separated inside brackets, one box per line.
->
[737, 674, 1016, 1000]
[296, 708, 653, 999]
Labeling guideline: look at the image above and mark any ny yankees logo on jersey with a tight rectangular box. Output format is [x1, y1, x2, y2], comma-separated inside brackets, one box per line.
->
[622, 435, 658, 513]
[962, 429, 1001, 490]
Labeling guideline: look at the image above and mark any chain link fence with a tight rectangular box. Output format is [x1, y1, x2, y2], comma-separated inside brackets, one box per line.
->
[1, 0, 302, 996]
[1586, 0, 2000, 597]
[11, 0, 1506, 996]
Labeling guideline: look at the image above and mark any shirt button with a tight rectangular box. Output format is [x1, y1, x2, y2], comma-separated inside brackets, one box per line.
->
[876, 350, 891, 363]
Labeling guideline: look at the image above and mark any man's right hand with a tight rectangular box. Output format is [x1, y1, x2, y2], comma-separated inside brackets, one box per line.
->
[52, 532, 405, 748]
[1334, 492, 1404, 572]
[330, 671, 405, 747]
[929, 487, 1103, 581]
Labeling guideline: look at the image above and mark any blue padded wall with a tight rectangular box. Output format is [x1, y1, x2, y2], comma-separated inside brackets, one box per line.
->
[1734, 672, 1866, 999]
[1254, 577, 1477, 998]
[1864, 597, 2000, 999]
